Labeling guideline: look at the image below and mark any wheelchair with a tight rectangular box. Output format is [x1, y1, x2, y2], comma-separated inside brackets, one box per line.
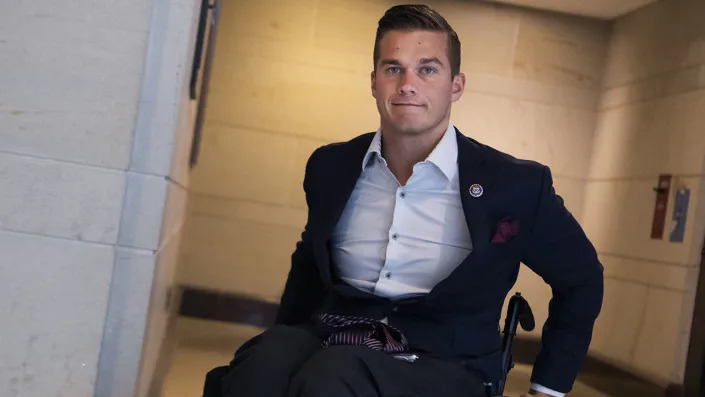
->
[203, 293, 534, 397]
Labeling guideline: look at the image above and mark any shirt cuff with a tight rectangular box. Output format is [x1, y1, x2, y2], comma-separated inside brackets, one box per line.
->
[530, 383, 565, 397]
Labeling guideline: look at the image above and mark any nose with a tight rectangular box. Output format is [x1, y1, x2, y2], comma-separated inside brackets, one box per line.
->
[398, 69, 417, 96]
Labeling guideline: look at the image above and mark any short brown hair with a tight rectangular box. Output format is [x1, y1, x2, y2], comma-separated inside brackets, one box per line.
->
[373, 4, 461, 77]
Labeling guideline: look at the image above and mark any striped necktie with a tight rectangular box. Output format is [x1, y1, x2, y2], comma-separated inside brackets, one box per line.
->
[315, 313, 410, 353]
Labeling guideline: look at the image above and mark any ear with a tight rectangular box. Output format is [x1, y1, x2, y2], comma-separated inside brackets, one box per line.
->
[450, 72, 465, 103]
[371, 70, 377, 99]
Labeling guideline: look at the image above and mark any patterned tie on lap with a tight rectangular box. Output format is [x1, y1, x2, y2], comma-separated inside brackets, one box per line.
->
[315, 313, 410, 353]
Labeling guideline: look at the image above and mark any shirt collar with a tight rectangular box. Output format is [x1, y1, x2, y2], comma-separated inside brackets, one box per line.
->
[425, 122, 458, 181]
[362, 122, 458, 181]
[362, 128, 384, 170]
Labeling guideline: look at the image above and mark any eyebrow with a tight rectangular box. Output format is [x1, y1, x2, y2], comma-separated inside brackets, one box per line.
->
[419, 57, 444, 66]
[380, 59, 402, 66]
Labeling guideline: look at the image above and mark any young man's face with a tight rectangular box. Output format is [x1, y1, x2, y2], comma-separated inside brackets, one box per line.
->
[371, 30, 465, 137]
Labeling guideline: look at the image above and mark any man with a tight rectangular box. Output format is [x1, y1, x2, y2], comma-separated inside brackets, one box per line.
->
[215, 4, 603, 397]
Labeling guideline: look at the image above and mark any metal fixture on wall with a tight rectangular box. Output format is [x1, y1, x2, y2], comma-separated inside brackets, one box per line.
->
[651, 174, 673, 239]
[189, 0, 221, 168]
[669, 185, 690, 243]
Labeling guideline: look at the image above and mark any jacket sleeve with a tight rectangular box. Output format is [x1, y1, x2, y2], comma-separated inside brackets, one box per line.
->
[274, 151, 326, 325]
[521, 166, 604, 393]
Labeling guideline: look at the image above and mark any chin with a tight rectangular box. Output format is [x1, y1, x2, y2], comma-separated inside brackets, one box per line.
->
[394, 125, 428, 135]
[388, 118, 435, 135]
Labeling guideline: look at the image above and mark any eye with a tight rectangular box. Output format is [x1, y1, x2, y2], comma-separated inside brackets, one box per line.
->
[420, 67, 436, 75]
[386, 66, 402, 74]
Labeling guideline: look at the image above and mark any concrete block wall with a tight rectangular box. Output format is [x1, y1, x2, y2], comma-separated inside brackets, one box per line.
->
[0, 0, 200, 395]
[95, 1, 201, 396]
[180, 0, 610, 323]
[0, 1, 149, 395]
[585, 0, 705, 386]
[180, 0, 705, 387]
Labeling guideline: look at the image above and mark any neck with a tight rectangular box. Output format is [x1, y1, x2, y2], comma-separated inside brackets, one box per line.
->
[381, 122, 449, 186]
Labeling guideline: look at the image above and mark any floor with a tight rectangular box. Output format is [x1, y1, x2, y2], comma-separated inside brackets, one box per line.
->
[161, 317, 614, 397]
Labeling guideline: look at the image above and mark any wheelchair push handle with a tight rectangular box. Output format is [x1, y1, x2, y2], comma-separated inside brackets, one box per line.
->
[504, 292, 535, 335]
[490, 292, 535, 397]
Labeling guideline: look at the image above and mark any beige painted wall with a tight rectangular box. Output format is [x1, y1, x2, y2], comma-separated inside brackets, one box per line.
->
[182, 0, 705, 386]
[180, 0, 609, 341]
[584, 0, 705, 386]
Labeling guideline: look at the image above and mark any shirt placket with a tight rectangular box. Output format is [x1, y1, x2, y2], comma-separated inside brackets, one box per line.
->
[373, 164, 424, 296]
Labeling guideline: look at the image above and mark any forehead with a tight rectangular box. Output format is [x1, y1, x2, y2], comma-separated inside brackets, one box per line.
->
[377, 30, 449, 63]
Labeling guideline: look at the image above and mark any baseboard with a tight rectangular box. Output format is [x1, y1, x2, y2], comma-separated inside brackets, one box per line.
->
[178, 286, 675, 396]
[179, 286, 278, 327]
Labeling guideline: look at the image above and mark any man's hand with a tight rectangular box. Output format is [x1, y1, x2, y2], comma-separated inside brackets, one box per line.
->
[520, 392, 553, 397]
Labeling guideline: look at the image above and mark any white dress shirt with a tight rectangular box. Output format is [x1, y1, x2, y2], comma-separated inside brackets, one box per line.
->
[329, 122, 563, 397]
[331, 122, 471, 299]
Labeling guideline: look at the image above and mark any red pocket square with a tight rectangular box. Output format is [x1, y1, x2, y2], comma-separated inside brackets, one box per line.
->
[491, 219, 520, 243]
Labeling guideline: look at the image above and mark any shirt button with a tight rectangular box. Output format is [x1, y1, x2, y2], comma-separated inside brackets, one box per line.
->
[391, 233, 399, 240]
[400, 192, 406, 198]
[385, 272, 392, 279]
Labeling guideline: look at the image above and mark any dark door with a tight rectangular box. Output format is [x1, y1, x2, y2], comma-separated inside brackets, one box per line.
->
[683, 238, 705, 397]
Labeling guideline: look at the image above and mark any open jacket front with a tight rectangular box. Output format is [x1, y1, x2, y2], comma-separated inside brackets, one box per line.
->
[275, 128, 604, 394]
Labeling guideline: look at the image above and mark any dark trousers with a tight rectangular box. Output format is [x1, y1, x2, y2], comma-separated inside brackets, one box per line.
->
[216, 324, 486, 397]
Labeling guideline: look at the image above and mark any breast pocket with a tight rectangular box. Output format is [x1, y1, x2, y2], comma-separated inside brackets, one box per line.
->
[475, 238, 523, 288]
[487, 237, 523, 261]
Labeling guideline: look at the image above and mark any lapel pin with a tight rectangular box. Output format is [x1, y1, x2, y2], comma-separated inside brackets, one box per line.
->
[469, 184, 483, 198]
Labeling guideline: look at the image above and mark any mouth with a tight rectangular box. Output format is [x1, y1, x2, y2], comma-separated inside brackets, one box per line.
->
[392, 103, 425, 108]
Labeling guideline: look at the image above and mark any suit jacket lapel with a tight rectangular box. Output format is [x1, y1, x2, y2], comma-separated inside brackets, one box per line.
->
[317, 135, 372, 239]
[456, 128, 492, 254]
[313, 133, 374, 283]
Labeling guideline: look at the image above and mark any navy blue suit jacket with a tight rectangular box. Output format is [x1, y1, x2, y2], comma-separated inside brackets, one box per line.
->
[275, 128, 604, 393]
